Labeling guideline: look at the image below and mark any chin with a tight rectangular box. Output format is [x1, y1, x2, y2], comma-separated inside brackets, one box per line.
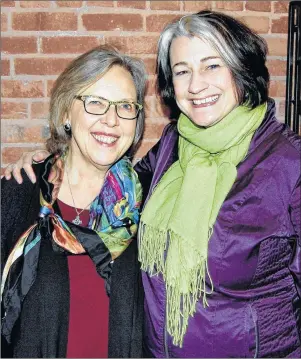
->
[188, 111, 222, 127]
[89, 155, 117, 168]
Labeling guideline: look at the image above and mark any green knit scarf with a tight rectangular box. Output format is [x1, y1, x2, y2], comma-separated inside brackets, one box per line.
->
[138, 103, 267, 347]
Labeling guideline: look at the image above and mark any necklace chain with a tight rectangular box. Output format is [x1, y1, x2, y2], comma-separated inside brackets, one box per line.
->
[65, 166, 94, 225]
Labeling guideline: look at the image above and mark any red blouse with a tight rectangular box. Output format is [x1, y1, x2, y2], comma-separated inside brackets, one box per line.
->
[57, 199, 109, 358]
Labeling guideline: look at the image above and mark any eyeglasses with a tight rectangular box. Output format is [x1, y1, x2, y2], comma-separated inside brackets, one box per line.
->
[75, 95, 143, 120]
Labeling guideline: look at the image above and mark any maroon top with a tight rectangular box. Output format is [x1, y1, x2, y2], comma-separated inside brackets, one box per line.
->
[57, 199, 109, 358]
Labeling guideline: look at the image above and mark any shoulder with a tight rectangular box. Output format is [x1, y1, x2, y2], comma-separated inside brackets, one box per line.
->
[277, 123, 301, 154]
[253, 114, 301, 197]
[259, 99, 300, 157]
[267, 119, 301, 169]
[252, 101, 301, 169]
[1, 163, 43, 198]
[154, 121, 179, 161]
[1, 164, 42, 262]
[161, 121, 178, 139]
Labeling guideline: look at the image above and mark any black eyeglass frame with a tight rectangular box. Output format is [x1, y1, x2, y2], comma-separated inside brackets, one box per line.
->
[74, 95, 143, 120]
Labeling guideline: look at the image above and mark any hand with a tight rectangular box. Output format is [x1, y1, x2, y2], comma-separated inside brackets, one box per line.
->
[4, 150, 50, 184]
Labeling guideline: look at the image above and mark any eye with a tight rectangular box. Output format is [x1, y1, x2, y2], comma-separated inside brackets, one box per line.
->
[174, 70, 189, 76]
[89, 100, 101, 105]
[206, 64, 220, 70]
[120, 102, 134, 111]
[86, 97, 107, 108]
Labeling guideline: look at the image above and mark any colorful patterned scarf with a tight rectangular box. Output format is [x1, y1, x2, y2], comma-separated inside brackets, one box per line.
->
[1, 153, 142, 343]
[138, 103, 267, 347]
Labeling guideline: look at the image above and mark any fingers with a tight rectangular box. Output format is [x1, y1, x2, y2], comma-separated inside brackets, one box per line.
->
[3, 163, 24, 184]
[4, 149, 50, 184]
[21, 151, 41, 184]
[32, 150, 50, 163]
[4, 163, 14, 182]
[12, 162, 24, 184]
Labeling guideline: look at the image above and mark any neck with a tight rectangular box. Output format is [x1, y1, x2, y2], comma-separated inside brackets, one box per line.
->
[57, 148, 108, 209]
[64, 149, 108, 187]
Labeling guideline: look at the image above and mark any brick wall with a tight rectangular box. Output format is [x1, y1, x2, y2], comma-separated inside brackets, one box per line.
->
[1, 1, 290, 170]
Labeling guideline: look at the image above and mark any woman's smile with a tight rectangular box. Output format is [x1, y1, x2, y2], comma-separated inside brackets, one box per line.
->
[91, 132, 119, 147]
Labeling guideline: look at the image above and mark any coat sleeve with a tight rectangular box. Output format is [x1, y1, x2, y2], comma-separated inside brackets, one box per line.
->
[1, 168, 40, 272]
[288, 175, 301, 298]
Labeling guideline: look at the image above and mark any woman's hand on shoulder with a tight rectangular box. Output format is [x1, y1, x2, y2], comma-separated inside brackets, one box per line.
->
[3, 150, 50, 184]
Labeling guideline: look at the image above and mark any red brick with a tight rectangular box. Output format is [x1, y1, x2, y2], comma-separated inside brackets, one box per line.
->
[245, 1, 271, 12]
[1, 13, 8, 32]
[278, 100, 286, 117]
[47, 80, 56, 97]
[31, 102, 50, 119]
[1, 80, 44, 98]
[1, 102, 28, 119]
[239, 16, 270, 33]
[1, 125, 46, 143]
[104, 36, 158, 54]
[1, 37, 37, 54]
[15, 58, 73, 75]
[267, 59, 287, 76]
[144, 96, 170, 118]
[117, 1, 146, 9]
[271, 17, 288, 33]
[135, 139, 158, 160]
[144, 123, 167, 140]
[145, 77, 157, 96]
[146, 14, 181, 32]
[143, 58, 156, 75]
[274, 1, 289, 13]
[265, 36, 287, 56]
[56, 1, 83, 7]
[214, 1, 243, 11]
[13, 12, 77, 31]
[150, 1, 180, 10]
[1, 59, 10, 76]
[86, 1, 114, 6]
[1, 1, 15, 6]
[269, 80, 286, 97]
[82, 13, 143, 31]
[183, 1, 212, 12]
[19, 1, 51, 7]
[42, 37, 101, 54]
[144, 96, 154, 118]
[2, 146, 44, 165]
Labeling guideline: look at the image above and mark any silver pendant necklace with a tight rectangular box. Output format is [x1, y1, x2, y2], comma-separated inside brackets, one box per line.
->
[65, 166, 94, 225]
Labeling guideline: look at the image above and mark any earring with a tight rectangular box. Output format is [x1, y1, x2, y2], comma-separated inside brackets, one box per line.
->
[64, 120, 71, 132]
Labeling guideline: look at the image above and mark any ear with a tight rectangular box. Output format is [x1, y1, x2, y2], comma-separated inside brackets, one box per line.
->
[62, 111, 71, 127]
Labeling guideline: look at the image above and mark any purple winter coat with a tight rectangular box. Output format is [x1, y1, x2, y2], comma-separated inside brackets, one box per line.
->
[134, 100, 301, 358]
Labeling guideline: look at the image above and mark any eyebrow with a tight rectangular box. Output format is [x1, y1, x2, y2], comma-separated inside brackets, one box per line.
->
[81, 95, 137, 102]
[172, 56, 221, 69]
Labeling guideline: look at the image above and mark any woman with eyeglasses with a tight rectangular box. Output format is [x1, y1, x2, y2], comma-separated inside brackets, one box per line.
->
[1, 46, 146, 358]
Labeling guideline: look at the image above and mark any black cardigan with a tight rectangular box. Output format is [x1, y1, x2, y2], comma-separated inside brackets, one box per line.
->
[1, 163, 144, 358]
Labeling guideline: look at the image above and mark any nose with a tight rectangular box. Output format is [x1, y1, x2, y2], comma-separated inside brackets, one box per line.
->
[100, 105, 119, 127]
[188, 72, 209, 94]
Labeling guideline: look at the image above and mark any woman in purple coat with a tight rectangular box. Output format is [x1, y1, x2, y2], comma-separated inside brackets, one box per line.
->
[4, 11, 301, 358]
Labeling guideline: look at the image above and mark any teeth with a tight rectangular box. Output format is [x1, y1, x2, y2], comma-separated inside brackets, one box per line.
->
[192, 95, 219, 105]
[92, 134, 118, 144]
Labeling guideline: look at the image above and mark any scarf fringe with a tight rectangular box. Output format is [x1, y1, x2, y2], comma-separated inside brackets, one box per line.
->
[138, 223, 213, 347]
[138, 222, 168, 275]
